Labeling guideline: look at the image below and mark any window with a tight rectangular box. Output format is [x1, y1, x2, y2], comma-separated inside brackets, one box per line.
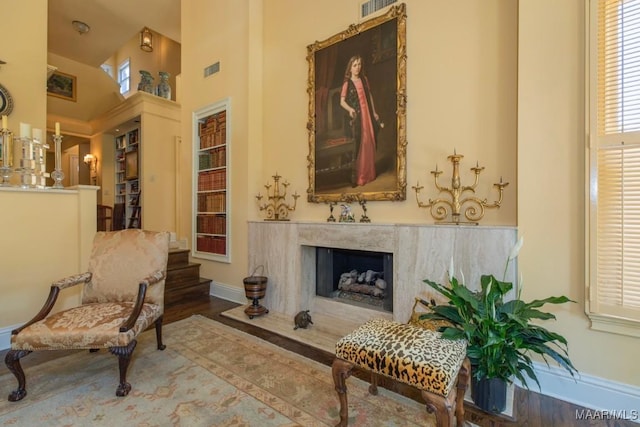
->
[118, 59, 130, 94]
[588, 0, 640, 336]
[101, 63, 113, 78]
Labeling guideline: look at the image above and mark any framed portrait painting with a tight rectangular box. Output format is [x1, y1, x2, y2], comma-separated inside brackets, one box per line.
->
[47, 71, 77, 102]
[306, 4, 407, 203]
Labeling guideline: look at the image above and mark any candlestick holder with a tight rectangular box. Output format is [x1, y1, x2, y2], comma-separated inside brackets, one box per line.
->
[0, 128, 13, 186]
[327, 202, 336, 222]
[14, 137, 35, 189]
[412, 151, 508, 225]
[51, 134, 65, 189]
[358, 197, 371, 223]
[255, 173, 299, 221]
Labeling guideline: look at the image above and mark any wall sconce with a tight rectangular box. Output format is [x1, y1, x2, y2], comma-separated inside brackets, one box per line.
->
[140, 27, 153, 52]
[83, 154, 97, 172]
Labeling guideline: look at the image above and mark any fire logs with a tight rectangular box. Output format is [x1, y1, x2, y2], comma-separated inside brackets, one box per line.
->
[337, 269, 387, 298]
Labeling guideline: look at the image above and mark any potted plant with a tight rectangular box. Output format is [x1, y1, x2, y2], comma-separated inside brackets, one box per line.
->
[419, 238, 578, 413]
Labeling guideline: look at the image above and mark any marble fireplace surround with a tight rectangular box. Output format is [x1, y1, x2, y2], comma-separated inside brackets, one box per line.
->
[247, 221, 518, 328]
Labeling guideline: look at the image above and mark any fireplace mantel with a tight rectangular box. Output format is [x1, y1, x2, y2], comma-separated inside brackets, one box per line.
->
[248, 221, 517, 325]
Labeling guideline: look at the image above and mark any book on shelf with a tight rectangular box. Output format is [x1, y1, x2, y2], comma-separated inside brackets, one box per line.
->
[197, 169, 226, 191]
[196, 235, 226, 255]
[197, 192, 225, 212]
[196, 214, 226, 234]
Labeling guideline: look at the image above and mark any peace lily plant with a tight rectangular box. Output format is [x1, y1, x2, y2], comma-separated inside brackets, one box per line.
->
[420, 237, 578, 411]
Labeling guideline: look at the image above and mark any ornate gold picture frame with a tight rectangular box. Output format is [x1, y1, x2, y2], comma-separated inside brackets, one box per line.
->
[306, 4, 407, 203]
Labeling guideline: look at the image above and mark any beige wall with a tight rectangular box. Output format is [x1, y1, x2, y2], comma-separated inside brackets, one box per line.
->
[180, 0, 253, 284]
[0, 187, 97, 326]
[3, 0, 47, 131]
[180, 0, 518, 298]
[178, 0, 640, 390]
[519, 0, 639, 388]
[115, 30, 182, 102]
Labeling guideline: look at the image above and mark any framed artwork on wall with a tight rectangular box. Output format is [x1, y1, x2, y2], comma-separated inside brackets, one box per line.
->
[306, 3, 407, 203]
[47, 71, 77, 102]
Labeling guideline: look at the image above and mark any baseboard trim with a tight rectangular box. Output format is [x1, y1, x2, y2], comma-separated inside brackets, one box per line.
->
[209, 280, 246, 305]
[516, 362, 640, 423]
[0, 323, 19, 352]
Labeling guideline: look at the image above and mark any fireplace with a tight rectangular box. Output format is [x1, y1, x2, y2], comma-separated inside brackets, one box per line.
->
[315, 247, 393, 313]
[247, 221, 517, 326]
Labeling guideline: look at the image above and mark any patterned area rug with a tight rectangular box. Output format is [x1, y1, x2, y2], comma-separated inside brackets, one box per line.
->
[0, 315, 435, 426]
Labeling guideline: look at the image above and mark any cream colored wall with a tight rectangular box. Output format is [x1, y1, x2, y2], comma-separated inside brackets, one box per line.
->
[178, 0, 639, 390]
[180, 1, 517, 307]
[180, 0, 252, 283]
[139, 105, 181, 232]
[260, 0, 518, 225]
[115, 30, 182, 102]
[0, 187, 97, 326]
[3, 0, 47, 132]
[519, 0, 638, 387]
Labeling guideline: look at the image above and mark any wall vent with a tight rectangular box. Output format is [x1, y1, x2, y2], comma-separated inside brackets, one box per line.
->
[204, 62, 220, 78]
[361, 0, 397, 18]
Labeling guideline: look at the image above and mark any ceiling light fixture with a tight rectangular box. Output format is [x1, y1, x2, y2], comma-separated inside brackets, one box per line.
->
[140, 27, 153, 52]
[72, 20, 90, 35]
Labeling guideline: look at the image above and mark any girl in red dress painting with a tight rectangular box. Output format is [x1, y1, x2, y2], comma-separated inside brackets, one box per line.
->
[340, 55, 381, 187]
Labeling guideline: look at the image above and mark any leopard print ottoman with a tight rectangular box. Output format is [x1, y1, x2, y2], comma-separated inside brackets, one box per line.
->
[332, 318, 470, 427]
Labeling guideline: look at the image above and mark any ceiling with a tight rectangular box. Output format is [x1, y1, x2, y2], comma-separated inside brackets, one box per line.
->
[48, 0, 181, 67]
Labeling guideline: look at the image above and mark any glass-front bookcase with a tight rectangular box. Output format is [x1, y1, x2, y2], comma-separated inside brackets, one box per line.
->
[192, 98, 230, 262]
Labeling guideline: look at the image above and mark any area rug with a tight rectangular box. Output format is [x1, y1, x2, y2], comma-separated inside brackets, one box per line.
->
[0, 315, 435, 426]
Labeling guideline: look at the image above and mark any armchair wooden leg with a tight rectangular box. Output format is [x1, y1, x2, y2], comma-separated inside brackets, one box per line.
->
[155, 316, 166, 350]
[110, 340, 137, 397]
[5, 349, 31, 402]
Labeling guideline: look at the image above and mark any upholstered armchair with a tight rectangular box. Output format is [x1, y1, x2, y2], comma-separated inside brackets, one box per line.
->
[4, 229, 170, 402]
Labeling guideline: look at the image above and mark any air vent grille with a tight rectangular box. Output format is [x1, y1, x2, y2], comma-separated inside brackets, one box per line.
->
[361, 0, 397, 18]
[204, 62, 220, 78]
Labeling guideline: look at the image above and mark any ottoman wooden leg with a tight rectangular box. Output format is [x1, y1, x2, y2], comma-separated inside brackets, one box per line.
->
[421, 390, 456, 427]
[332, 358, 355, 427]
[455, 357, 471, 425]
[369, 372, 379, 395]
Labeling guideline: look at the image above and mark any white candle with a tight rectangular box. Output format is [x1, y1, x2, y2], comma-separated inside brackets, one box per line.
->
[20, 122, 31, 138]
[55, 122, 60, 136]
[32, 128, 43, 142]
[1, 115, 7, 129]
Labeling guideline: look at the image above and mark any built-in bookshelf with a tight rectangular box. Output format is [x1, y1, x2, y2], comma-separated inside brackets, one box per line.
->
[115, 126, 141, 229]
[193, 98, 230, 262]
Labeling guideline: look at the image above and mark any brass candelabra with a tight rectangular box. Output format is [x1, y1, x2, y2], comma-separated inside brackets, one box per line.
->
[256, 173, 299, 221]
[412, 151, 508, 225]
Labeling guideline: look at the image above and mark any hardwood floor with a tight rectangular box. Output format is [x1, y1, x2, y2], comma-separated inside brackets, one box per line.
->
[2, 296, 635, 427]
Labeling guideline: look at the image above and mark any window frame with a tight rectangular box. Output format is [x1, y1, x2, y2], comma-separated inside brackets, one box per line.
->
[586, 0, 640, 337]
[101, 63, 113, 78]
[118, 58, 130, 95]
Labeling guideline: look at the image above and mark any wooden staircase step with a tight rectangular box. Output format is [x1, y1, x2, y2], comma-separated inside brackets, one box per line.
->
[168, 248, 190, 268]
[166, 263, 201, 283]
[165, 277, 212, 306]
[165, 248, 211, 306]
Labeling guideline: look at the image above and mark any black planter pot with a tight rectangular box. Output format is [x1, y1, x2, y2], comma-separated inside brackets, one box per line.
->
[471, 376, 507, 413]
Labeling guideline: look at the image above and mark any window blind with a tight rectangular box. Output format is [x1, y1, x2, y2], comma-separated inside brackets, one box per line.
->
[592, 0, 640, 323]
